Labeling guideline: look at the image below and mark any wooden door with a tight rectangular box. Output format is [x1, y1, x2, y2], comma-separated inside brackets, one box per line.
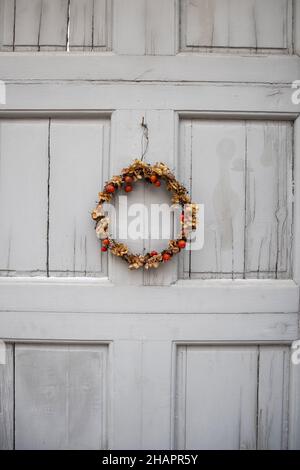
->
[0, 0, 300, 450]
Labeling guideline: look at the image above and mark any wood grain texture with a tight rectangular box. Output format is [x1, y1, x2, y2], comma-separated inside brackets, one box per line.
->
[2, 83, 298, 116]
[145, 0, 178, 55]
[114, 0, 177, 55]
[257, 346, 290, 449]
[37, 0, 69, 50]
[174, 345, 257, 449]
[69, 0, 111, 51]
[0, 278, 298, 314]
[289, 344, 300, 449]
[174, 344, 292, 450]
[0, 119, 48, 275]
[15, 343, 108, 449]
[14, 0, 42, 50]
[14, 0, 68, 51]
[109, 109, 177, 286]
[180, 119, 293, 279]
[0, 0, 15, 51]
[245, 122, 293, 279]
[142, 110, 177, 286]
[295, 0, 300, 55]
[180, 120, 246, 279]
[0, 0, 296, 54]
[0, 343, 14, 450]
[180, 0, 293, 53]
[109, 110, 145, 285]
[0, 311, 297, 344]
[112, 340, 172, 449]
[293, 117, 300, 284]
[1, 55, 298, 83]
[48, 118, 110, 276]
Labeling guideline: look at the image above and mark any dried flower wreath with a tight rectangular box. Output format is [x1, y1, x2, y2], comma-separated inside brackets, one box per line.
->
[91, 159, 198, 270]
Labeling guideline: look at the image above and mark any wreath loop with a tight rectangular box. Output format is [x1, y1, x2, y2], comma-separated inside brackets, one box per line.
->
[91, 159, 198, 270]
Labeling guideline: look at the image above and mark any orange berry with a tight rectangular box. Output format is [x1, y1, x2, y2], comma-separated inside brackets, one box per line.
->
[162, 253, 171, 262]
[101, 246, 107, 252]
[150, 250, 158, 257]
[124, 185, 133, 193]
[106, 184, 115, 193]
[177, 240, 186, 249]
[124, 175, 133, 184]
[154, 180, 161, 187]
[150, 175, 158, 183]
[103, 239, 110, 246]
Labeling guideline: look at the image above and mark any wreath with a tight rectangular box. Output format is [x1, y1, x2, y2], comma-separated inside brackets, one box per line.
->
[91, 159, 198, 270]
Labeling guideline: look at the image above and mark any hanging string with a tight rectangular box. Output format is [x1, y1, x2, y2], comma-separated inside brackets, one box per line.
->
[141, 117, 149, 161]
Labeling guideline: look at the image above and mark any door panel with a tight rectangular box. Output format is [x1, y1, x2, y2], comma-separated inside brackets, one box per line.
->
[1, 0, 296, 55]
[180, 0, 293, 53]
[179, 119, 293, 279]
[0, 120, 48, 275]
[174, 344, 290, 450]
[0, 343, 13, 449]
[0, 117, 110, 277]
[48, 118, 110, 276]
[14, 344, 109, 450]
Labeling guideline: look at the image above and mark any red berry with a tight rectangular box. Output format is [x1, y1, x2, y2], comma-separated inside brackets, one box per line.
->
[101, 246, 107, 252]
[124, 175, 133, 184]
[103, 239, 109, 246]
[177, 240, 186, 249]
[162, 253, 171, 262]
[124, 185, 133, 193]
[154, 180, 161, 187]
[150, 175, 158, 183]
[180, 214, 185, 222]
[150, 250, 158, 257]
[106, 184, 115, 194]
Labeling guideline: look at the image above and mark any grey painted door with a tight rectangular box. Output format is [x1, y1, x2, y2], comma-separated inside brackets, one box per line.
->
[0, 0, 300, 449]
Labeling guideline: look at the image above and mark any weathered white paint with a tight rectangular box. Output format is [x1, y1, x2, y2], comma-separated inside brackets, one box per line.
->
[180, 120, 293, 279]
[0, 311, 298, 343]
[69, 0, 111, 51]
[295, 0, 300, 56]
[289, 350, 300, 449]
[14, 0, 69, 51]
[0, 278, 298, 314]
[0, 0, 299, 451]
[180, 0, 293, 53]
[36, 0, 69, 51]
[15, 343, 108, 449]
[245, 122, 293, 278]
[48, 118, 110, 276]
[175, 345, 257, 449]
[112, 340, 172, 449]
[0, 119, 48, 275]
[174, 344, 292, 450]
[113, 0, 177, 55]
[294, 117, 300, 284]
[1, 83, 299, 115]
[0, 0, 15, 51]
[1, 0, 297, 55]
[257, 346, 290, 449]
[0, 343, 14, 449]
[1, 55, 299, 83]
[180, 120, 246, 278]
